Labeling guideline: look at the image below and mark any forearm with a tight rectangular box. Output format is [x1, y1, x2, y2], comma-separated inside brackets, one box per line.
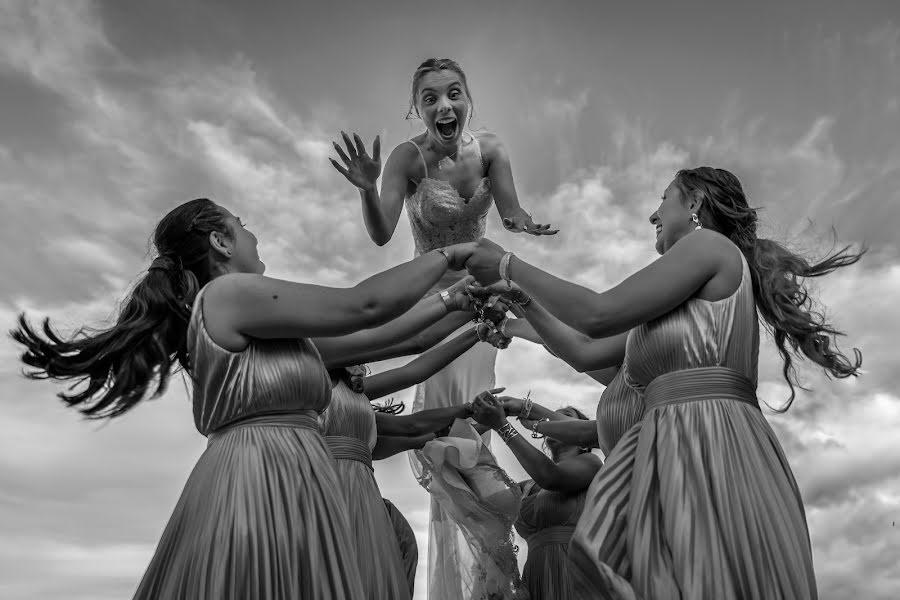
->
[499, 422, 567, 489]
[504, 318, 544, 345]
[510, 256, 619, 337]
[535, 419, 599, 448]
[353, 250, 450, 327]
[363, 329, 479, 400]
[372, 433, 435, 460]
[316, 293, 461, 368]
[518, 300, 624, 371]
[375, 405, 469, 436]
[359, 187, 395, 246]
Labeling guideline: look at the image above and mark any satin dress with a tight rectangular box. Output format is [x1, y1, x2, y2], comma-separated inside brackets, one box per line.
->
[134, 286, 364, 599]
[320, 379, 411, 600]
[569, 250, 817, 600]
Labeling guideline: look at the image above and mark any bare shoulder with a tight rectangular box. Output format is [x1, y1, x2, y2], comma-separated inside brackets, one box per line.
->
[472, 131, 505, 158]
[673, 229, 739, 266]
[386, 139, 422, 173]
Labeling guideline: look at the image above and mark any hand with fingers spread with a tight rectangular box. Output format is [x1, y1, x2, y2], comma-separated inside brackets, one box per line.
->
[470, 388, 508, 430]
[330, 131, 382, 192]
[502, 211, 559, 236]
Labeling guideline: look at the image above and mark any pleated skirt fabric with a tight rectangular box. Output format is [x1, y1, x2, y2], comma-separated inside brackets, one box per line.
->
[333, 459, 411, 600]
[569, 398, 817, 600]
[133, 424, 365, 600]
[383, 499, 419, 597]
[522, 540, 576, 600]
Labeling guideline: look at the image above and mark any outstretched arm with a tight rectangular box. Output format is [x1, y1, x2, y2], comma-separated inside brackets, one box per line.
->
[362, 328, 480, 400]
[372, 433, 436, 460]
[480, 133, 557, 235]
[374, 404, 472, 437]
[472, 394, 600, 492]
[467, 231, 732, 338]
[331, 133, 416, 246]
[314, 276, 475, 368]
[503, 304, 628, 372]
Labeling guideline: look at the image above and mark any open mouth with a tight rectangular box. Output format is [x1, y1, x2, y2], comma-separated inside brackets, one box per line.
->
[655, 225, 662, 237]
[435, 116, 458, 140]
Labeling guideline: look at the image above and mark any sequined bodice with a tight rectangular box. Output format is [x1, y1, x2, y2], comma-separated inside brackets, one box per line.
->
[514, 480, 586, 540]
[187, 286, 332, 436]
[319, 379, 377, 449]
[623, 251, 759, 391]
[406, 177, 493, 255]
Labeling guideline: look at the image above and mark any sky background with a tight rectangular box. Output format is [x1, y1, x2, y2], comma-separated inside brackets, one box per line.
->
[1, 0, 898, 598]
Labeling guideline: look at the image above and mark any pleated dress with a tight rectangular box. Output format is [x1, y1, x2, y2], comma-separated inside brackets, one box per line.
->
[569, 250, 817, 600]
[321, 379, 411, 600]
[133, 286, 364, 600]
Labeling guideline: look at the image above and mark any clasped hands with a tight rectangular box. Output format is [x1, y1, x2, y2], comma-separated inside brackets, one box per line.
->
[467, 389, 535, 431]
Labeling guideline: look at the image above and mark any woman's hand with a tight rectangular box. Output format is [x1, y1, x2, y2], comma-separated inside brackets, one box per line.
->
[445, 275, 477, 311]
[444, 242, 478, 271]
[470, 388, 509, 430]
[465, 238, 507, 285]
[476, 323, 512, 350]
[467, 280, 530, 306]
[500, 396, 525, 416]
[330, 132, 381, 191]
[502, 211, 558, 236]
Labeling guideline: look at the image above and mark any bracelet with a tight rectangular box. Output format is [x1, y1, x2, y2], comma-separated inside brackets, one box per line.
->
[521, 391, 533, 420]
[515, 291, 532, 308]
[475, 322, 491, 342]
[439, 289, 455, 312]
[498, 252, 514, 283]
[498, 317, 509, 338]
[435, 247, 451, 266]
[497, 422, 519, 443]
[531, 417, 550, 439]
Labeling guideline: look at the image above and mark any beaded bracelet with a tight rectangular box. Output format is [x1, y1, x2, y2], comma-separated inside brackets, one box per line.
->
[497, 422, 519, 443]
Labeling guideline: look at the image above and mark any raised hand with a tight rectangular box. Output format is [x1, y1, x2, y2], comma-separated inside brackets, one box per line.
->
[330, 132, 381, 191]
[502, 211, 559, 236]
[465, 238, 507, 285]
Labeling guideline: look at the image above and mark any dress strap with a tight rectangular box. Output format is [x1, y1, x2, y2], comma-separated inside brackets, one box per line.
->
[470, 133, 486, 175]
[406, 140, 429, 179]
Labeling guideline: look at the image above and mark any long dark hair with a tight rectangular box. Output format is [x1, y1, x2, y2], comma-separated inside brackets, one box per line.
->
[11, 198, 231, 418]
[406, 58, 475, 122]
[674, 167, 864, 410]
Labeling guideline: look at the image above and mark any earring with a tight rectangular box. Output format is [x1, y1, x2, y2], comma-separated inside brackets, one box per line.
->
[691, 213, 702, 230]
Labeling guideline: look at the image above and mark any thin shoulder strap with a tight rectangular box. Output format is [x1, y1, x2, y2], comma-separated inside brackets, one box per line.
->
[406, 140, 429, 179]
[470, 133, 486, 175]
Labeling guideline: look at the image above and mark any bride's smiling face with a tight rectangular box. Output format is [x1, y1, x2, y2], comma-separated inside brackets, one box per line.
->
[415, 70, 470, 149]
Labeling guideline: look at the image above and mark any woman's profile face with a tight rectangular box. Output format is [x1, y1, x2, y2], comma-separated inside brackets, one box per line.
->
[649, 179, 693, 255]
[416, 70, 469, 148]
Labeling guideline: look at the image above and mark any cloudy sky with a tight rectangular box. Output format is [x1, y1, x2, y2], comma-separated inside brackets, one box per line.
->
[1, 0, 899, 598]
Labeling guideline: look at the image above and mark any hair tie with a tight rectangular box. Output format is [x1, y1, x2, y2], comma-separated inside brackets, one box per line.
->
[148, 254, 183, 273]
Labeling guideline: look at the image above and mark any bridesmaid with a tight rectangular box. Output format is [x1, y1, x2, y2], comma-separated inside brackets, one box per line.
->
[471, 396, 601, 600]
[466, 167, 863, 599]
[12, 198, 478, 600]
[319, 327, 494, 600]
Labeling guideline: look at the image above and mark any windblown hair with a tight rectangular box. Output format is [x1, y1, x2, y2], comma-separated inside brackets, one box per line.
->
[406, 58, 475, 121]
[11, 198, 230, 419]
[674, 167, 864, 410]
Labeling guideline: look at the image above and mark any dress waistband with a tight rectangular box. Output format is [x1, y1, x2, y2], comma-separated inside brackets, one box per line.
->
[527, 526, 576, 550]
[325, 435, 373, 470]
[644, 367, 758, 412]
[207, 410, 319, 442]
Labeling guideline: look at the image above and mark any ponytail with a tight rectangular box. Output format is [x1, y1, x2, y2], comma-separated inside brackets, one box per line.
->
[11, 198, 229, 418]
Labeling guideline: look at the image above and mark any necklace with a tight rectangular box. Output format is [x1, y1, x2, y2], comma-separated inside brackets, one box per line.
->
[435, 133, 468, 171]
